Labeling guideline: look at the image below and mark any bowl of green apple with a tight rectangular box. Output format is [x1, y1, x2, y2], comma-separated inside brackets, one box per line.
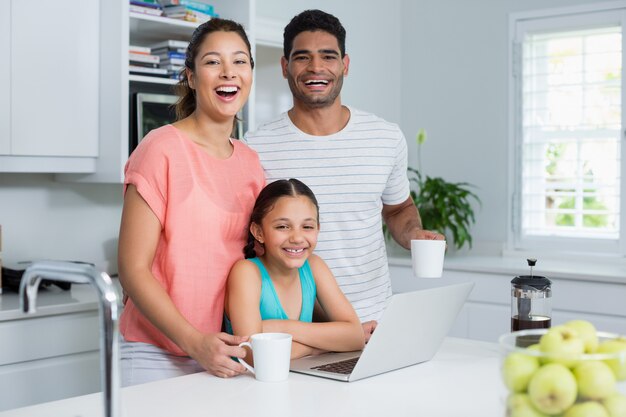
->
[499, 320, 626, 417]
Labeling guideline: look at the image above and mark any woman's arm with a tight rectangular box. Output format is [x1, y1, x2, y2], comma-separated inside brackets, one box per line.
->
[118, 185, 247, 377]
[262, 255, 365, 354]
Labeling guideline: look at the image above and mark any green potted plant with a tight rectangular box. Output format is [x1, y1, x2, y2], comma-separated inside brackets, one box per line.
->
[388, 129, 481, 250]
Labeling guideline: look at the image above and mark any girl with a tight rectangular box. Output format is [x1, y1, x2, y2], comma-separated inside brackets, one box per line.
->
[117, 18, 264, 385]
[225, 179, 365, 360]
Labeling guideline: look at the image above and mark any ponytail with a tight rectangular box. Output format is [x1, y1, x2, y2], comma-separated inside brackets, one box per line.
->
[243, 231, 257, 259]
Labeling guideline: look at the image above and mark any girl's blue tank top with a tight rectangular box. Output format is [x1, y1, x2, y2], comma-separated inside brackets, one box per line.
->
[225, 257, 316, 333]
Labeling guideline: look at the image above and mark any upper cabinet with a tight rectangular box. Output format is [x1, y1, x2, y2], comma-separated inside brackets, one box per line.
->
[0, 0, 10, 156]
[0, 0, 99, 173]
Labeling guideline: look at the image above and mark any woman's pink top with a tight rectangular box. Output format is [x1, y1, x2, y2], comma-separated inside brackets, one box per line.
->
[120, 124, 265, 355]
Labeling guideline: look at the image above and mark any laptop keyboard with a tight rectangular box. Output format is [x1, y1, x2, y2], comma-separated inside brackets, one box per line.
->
[311, 357, 359, 374]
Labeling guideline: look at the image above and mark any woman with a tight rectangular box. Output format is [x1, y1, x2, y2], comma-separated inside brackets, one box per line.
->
[117, 18, 265, 386]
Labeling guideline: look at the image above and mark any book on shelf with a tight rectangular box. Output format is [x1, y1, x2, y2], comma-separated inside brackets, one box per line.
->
[152, 46, 187, 55]
[154, 51, 185, 60]
[129, 4, 164, 16]
[162, 5, 187, 17]
[162, 12, 186, 19]
[129, 52, 160, 64]
[129, 45, 151, 55]
[130, 0, 161, 8]
[129, 60, 159, 69]
[160, 57, 185, 66]
[184, 9, 212, 23]
[162, 64, 184, 72]
[158, 0, 215, 15]
[129, 65, 169, 78]
[150, 39, 189, 50]
[163, 64, 185, 79]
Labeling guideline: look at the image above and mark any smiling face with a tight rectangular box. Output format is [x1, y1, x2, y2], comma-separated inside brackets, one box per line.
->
[281, 30, 349, 109]
[187, 31, 253, 121]
[252, 195, 319, 271]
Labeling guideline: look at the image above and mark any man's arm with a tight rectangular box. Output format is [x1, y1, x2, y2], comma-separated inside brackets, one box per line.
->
[382, 196, 444, 249]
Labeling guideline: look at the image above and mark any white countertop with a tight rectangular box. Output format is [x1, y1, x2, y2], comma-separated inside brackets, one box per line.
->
[388, 252, 626, 284]
[0, 337, 508, 417]
[0, 283, 101, 322]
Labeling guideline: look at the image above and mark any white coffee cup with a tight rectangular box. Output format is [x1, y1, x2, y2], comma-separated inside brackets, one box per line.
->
[411, 239, 446, 278]
[237, 333, 292, 382]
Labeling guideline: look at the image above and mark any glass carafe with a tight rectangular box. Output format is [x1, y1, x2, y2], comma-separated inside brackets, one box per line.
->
[511, 258, 552, 332]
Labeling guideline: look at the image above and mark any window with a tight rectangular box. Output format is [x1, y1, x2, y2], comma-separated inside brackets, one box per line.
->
[509, 3, 625, 256]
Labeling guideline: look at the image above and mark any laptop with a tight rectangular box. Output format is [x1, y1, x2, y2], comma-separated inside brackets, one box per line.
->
[290, 280, 474, 382]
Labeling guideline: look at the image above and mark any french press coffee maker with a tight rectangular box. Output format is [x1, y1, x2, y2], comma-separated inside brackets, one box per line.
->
[511, 258, 552, 331]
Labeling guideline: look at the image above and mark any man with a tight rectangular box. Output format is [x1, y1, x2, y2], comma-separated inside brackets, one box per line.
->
[244, 9, 443, 333]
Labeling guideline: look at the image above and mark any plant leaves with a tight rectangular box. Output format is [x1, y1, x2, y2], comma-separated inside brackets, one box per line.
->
[410, 173, 481, 250]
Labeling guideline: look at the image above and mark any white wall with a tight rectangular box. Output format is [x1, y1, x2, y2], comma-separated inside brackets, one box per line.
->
[399, 0, 614, 254]
[0, 174, 122, 273]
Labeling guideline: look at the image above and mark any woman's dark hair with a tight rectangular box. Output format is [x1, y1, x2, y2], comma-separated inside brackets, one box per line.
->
[244, 179, 319, 259]
[174, 18, 255, 121]
[283, 9, 346, 59]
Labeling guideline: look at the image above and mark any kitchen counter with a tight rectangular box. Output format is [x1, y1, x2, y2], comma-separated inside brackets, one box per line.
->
[388, 252, 626, 284]
[0, 337, 508, 417]
[0, 279, 122, 410]
[0, 282, 101, 322]
[2, 335, 625, 416]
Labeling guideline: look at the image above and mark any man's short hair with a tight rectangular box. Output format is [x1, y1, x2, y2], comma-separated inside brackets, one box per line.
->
[283, 9, 346, 59]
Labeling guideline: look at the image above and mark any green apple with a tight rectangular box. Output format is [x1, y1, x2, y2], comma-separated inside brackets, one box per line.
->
[563, 401, 609, 417]
[526, 343, 547, 364]
[573, 360, 616, 400]
[528, 363, 578, 415]
[597, 339, 626, 381]
[602, 393, 626, 417]
[507, 393, 549, 417]
[503, 352, 540, 392]
[565, 320, 599, 353]
[539, 325, 585, 368]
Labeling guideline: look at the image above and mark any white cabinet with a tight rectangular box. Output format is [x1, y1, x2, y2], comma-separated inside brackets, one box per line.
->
[0, 0, 10, 155]
[0, 0, 99, 173]
[0, 311, 100, 411]
[389, 263, 626, 343]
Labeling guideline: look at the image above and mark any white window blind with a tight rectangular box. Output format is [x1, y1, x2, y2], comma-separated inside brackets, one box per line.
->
[511, 5, 625, 255]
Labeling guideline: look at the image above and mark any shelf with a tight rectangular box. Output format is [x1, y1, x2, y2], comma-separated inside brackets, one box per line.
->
[129, 74, 179, 85]
[129, 12, 198, 45]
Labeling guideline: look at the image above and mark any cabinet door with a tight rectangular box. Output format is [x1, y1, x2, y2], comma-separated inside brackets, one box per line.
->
[11, 0, 99, 157]
[0, 1, 9, 155]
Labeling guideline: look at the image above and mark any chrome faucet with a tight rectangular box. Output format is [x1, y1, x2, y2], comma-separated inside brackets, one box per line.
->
[20, 261, 121, 417]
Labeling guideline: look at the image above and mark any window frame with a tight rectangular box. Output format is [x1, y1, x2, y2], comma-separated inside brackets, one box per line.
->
[507, 1, 626, 258]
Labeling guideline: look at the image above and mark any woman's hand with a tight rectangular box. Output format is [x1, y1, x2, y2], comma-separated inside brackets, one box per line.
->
[185, 332, 250, 378]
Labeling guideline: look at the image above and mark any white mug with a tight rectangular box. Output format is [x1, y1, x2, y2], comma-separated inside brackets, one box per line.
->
[411, 239, 446, 278]
[237, 333, 292, 382]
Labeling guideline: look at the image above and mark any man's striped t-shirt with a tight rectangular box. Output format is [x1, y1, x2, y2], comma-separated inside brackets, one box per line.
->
[243, 106, 411, 322]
